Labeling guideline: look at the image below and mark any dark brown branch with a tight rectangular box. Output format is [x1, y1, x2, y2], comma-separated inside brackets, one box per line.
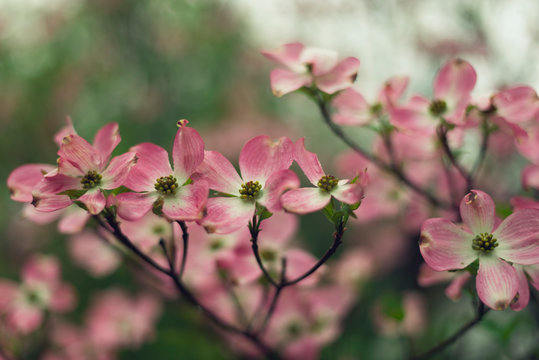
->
[410, 302, 489, 360]
[258, 257, 287, 333]
[177, 220, 189, 279]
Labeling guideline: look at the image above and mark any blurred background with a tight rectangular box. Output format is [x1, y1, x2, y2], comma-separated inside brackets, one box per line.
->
[1, 0, 539, 359]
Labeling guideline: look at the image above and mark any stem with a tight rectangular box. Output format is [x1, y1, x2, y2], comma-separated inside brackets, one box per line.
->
[96, 213, 280, 359]
[177, 221, 189, 279]
[249, 215, 279, 287]
[258, 257, 287, 333]
[410, 302, 489, 360]
[437, 124, 473, 192]
[314, 92, 452, 210]
[470, 116, 490, 179]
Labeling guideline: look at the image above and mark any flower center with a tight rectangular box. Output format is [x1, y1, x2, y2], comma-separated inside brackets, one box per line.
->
[239, 181, 262, 200]
[154, 175, 179, 195]
[472, 233, 499, 253]
[80, 170, 102, 189]
[370, 102, 383, 116]
[429, 99, 447, 116]
[318, 175, 339, 192]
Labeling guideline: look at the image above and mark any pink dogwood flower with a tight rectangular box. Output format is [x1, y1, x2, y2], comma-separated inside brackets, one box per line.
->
[116, 120, 208, 221]
[262, 42, 360, 97]
[419, 190, 539, 310]
[281, 138, 363, 214]
[391, 58, 477, 134]
[34, 122, 137, 214]
[195, 135, 297, 234]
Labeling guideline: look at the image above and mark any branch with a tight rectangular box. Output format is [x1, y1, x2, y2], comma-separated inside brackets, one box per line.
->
[177, 220, 189, 279]
[437, 124, 473, 192]
[410, 302, 489, 360]
[258, 257, 287, 333]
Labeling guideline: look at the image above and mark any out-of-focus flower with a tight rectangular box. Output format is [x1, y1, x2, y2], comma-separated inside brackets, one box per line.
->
[372, 292, 427, 337]
[69, 230, 121, 277]
[262, 42, 360, 97]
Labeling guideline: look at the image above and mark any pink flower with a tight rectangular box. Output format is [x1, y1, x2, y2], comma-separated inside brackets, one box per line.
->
[281, 138, 364, 214]
[195, 135, 297, 234]
[332, 76, 408, 126]
[262, 42, 360, 97]
[419, 190, 539, 310]
[0, 255, 76, 334]
[391, 58, 477, 134]
[116, 120, 208, 221]
[69, 230, 121, 277]
[35, 122, 137, 214]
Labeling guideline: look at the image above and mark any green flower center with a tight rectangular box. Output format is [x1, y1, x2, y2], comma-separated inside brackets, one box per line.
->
[318, 175, 339, 192]
[239, 181, 262, 200]
[429, 99, 447, 116]
[370, 102, 383, 116]
[472, 233, 499, 253]
[81, 170, 102, 189]
[154, 175, 179, 195]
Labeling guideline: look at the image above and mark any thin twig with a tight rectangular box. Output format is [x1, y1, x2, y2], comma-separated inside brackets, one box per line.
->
[258, 257, 288, 333]
[177, 220, 189, 279]
[410, 302, 489, 360]
[437, 124, 473, 192]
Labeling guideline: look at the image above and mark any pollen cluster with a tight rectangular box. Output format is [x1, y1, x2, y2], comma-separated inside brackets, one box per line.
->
[239, 181, 262, 200]
[80, 170, 102, 189]
[472, 232, 499, 253]
[154, 175, 179, 195]
[429, 99, 447, 116]
[318, 175, 338, 192]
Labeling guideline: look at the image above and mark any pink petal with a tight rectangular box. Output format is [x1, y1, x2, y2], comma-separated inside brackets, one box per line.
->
[433, 58, 476, 106]
[124, 143, 172, 192]
[239, 135, 294, 184]
[419, 218, 476, 271]
[521, 164, 539, 190]
[379, 76, 409, 106]
[332, 182, 363, 205]
[459, 190, 495, 234]
[258, 169, 300, 212]
[53, 116, 77, 147]
[23, 204, 61, 225]
[300, 47, 338, 75]
[417, 263, 455, 286]
[8, 305, 43, 334]
[101, 152, 138, 190]
[172, 123, 205, 184]
[22, 255, 60, 284]
[116, 192, 158, 221]
[316, 57, 360, 94]
[0, 280, 18, 309]
[193, 150, 243, 195]
[93, 122, 121, 165]
[49, 284, 77, 312]
[476, 256, 518, 310]
[58, 206, 90, 234]
[494, 208, 539, 265]
[78, 189, 106, 215]
[58, 134, 101, 174]
[525, 264, 539, 291]
[261, 42, 305, 68]
[445, 272, 471, 301]
[258, 211, 298, 246]
[269, 68, 312, 97]
[32, 194, 73, 212]
[281, 187, 331, 214]
[7, 164, 55, 202]
[294, 138, 325, 185]
[35, 173, 82, 195]
[200, 197, 255, 234]
[332, 87, 371, 126]
[492, 86, 539, 123]
[510, 266, 530, 311]
[162, 181, 208, 221]
[57, 156, 85, 177]
[285, 248, 321, 286]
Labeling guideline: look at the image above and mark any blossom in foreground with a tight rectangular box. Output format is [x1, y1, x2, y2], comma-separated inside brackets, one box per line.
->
[195, 135, 297, 234]
[116, 120, 208, 221]
[281, 138, 363, 214]
[34, 122, 137, 214]
[419, 190, 539, 310]
[262, 42, 360, 97]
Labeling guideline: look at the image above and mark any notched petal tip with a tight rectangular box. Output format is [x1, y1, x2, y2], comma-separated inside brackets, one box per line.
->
[495, 300, 509, 311]
[177, 119, 189, 128]
[464, 190, 478, 205]
[62, 135, 73, 145]
[31, 195, 40, 207]
[418, 233, 431, 247]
